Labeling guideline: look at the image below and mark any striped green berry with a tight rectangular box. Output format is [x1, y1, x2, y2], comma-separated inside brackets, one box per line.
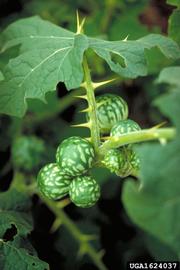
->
[56, 136, 95, 177]
[69, 176, 100, 208]
[37, 163, 71, 200]
[110, 119, 141, 176]
[103, 148, 132, 177]
[110, 119, 141, 137]
[102, 149, 126, 173]
[129, 148, 140, 172]
[95, 94, 128, 134]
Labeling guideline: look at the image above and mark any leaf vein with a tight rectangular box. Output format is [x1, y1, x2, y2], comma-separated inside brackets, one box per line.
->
[19, 46, 72, 87]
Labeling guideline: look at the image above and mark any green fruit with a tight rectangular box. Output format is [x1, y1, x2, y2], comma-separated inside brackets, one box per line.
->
[103, 147, 140, 177]
[95, 94, 128, 134]
[109, 119, 141, 176]
[110, 119, 141, 137]
[102, 149, 126, 173]
[69, 176, 100, 208]
[56, 136, 95, 177]
[12, 136, 45, 172]
[103, 148, 132, 177]
[129, 148, 140, 172]
[37, 163, 72, 200]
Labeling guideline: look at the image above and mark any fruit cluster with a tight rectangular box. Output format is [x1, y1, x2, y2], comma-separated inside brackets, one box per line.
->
[37, 93, 141, 208]
[37, 136, 100, 208]
[95, 94, 141, 177]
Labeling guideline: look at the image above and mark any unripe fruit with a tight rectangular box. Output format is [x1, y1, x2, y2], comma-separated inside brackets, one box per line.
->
[129, 148, 140, 172]
[102, 148, 126, 173]
[110, 119, 141, 137]
[95, 94, 128, 134]
[103, 147, 140, 177]
[69, 176, 100, 208]
[56, 136, 95, 177]
[103, 148, 132, 177]
[37, 163, 71, 200]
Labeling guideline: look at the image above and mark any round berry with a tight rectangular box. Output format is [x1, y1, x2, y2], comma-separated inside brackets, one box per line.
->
[56, 136, 95, 177]
[103, 148, 132, 177]
[69, 176, 100, 208]
[95, 94, 128, 134]
[37, 163, 72, 200]
[110, 119, 141, 137]
[102, 149, 126, 173]
[129, 148, 140, 172]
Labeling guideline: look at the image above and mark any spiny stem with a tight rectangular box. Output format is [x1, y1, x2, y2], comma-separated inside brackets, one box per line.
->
[101, 0, 118, 33]
[82, 56, 101, 152]
[23, 75, 120, 128]
[99, 128, 176, 156]
[39, 194, 108, 270]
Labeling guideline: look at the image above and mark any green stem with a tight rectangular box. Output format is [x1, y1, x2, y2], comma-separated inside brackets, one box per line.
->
[39, 194, 108, 270]
[11, 172, 108, 270]
[83, 56, 101, 152]
[99, 128, 176, 156]
[23, 75, 120, 128]
[101, 0, 117, 33]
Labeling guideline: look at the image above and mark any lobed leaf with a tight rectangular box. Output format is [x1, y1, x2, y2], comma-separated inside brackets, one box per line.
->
[89, 34, 180, 79]
[0, 189, 32, 238]
[0, 238, 49, 270]
[0, 16, 88, 117]
[0, 188, 49, 269]
[0, 188, 31, 211]
[0, 16, 179, 117]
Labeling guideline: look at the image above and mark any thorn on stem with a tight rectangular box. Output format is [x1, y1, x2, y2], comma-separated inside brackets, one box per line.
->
[74, 95, 88, 100]
[92, 78, 117, 90]
[79, 107, 91, 113]
[98, 249, 106, 259]
[50, 218, 62, 233]
[71, 122, 91, 128]
[76, 10, 86, 34]
[82, 234, 98, 241]
[78, 243, 87, 257]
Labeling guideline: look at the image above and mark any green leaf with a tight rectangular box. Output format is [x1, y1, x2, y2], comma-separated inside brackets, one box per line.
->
[168, 9, 180, 44]
[0, 16, 179, 117]
[166, 0, 180, 7]
[89, 34, 180, 78]
[156, 66, 180, 86]
[0, 211, 32, 238]
[0, 188, 31, 211]
[0, 71, 4, 81]
[0, 189, 49, 269]
[154, 89, 180, 132]
[0, 237, 49, 270]
[144, 233, 179, 261]
[0, 16, 88, 117]
[0, 189, 32, 238]
[122, 71, 180, 255]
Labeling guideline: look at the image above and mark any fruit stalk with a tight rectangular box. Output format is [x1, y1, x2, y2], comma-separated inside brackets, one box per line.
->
[99, 128, 176, 155]
[39, 193, 108, 270]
